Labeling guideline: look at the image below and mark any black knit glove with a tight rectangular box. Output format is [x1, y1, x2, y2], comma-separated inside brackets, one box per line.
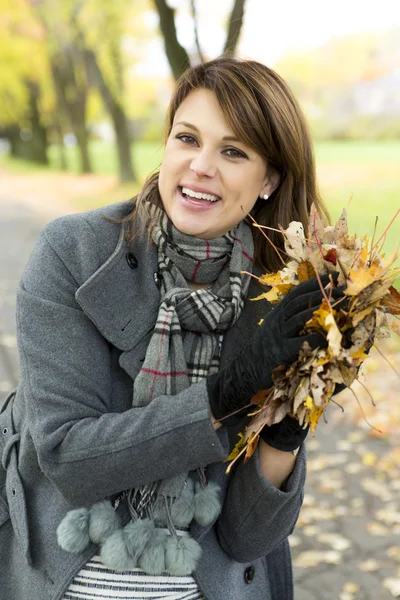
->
[260, 415, 309, 452]
[207, 275, 344, 425]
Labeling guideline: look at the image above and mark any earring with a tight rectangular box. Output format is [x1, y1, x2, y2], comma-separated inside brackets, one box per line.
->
[261, 194, 269, 200]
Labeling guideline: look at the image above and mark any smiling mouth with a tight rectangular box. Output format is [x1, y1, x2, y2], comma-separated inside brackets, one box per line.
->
[179, 186, 221, 203]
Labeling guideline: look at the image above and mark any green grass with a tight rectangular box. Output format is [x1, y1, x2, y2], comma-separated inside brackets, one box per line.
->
[315, 140, 400, 164]
[0, 140, 164, 178]
[1, 139, 399, 255]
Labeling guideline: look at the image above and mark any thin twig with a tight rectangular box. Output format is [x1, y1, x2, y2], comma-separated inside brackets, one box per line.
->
[307, 236, 332, 308]
[373, 343, 400, 379]
[242, 206, 287, 265]
[240, 270, 262, 281]
[369, 216, 379, 267]
[255, 223, 320, 247]
[347, 193, 354, 211]
[347, 386, 382, 433]
[370, 208, 400, 259]
[329, 397, 345, 412]
[355, 377, 376, 406]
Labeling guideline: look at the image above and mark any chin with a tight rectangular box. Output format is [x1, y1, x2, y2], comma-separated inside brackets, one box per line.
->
[169, 214, 208, 238]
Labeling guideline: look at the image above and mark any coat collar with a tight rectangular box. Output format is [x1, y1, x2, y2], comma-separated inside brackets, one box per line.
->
[75, 224, 160, 352]
[75, 223, 269, 369]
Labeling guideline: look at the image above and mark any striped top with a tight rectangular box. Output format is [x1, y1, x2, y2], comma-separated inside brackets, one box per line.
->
[63, 555, 206, 600]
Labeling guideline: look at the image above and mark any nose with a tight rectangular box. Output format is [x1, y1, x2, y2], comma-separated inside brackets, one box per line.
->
[190, 150, 217, 178]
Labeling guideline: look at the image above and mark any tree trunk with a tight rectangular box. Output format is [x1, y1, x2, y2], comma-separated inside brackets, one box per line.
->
[50, 50, 92, 174]
[190, 0, 204, 63]
[75, 124, 91, 173]
[82, 46, 136, 182]
[223, 0, 247, 55]
[54, 119, 68, 170]
[26, 81, 48, 164]
[7, 83, 48, 164]
[153, 0, 191, 79]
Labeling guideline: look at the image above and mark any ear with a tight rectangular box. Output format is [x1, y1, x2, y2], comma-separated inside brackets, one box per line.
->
[260, 167, 280, 198]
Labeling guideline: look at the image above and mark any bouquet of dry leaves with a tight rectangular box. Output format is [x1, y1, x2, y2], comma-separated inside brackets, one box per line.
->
[227, 207, 400, 472]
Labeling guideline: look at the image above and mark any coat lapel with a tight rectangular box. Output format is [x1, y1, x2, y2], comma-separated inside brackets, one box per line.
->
[75, 224, 160, 359]
[75, 222, 270, 380]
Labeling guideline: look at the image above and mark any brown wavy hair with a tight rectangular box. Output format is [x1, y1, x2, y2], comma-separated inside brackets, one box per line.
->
[122, 56, 329, 273]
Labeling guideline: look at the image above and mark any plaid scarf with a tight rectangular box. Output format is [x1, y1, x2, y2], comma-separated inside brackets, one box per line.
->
[133, 207, 254, 404]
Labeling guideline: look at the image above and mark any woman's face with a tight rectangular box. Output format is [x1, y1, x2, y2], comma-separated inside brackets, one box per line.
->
[158, 88, 277, 239]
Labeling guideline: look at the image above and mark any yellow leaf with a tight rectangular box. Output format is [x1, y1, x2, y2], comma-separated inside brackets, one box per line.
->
[306, 305, 331, 331]
[309, 405, 323, 432]
[305, 395, 313, 409]
[225, 432, 245, 463]
[351, 347, 369, 361]
[258, 272, 283, 286]
[276, 283, 295, 295]
[345, 269, 375, 295]
[250, 291, 276, 302]
[362, 452, 377, 466]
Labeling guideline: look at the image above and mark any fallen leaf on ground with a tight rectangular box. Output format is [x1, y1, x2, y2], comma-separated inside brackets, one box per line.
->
[293, 550, 342, 568]
[358, 558, 380, 572]
[383, 577, 400, 597]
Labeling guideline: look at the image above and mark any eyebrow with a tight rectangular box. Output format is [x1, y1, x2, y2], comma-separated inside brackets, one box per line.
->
[173, 121, 241, 143]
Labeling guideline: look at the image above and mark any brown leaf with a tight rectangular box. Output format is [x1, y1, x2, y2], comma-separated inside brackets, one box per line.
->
[381, 286, 400, 315]
[298, 260, 316, 283]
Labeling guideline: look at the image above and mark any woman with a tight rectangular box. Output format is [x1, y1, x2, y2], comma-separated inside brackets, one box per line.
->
[0, 57, 342, 600]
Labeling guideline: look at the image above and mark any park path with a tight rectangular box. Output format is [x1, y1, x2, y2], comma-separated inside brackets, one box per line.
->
[0, 170, 399, 600]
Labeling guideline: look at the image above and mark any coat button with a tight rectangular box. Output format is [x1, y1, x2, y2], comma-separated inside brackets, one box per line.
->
[244, 566, 255, 584]
[2, 428, 8, 435]
[153, 272, 161, 289]
[126, 252, 138, 269]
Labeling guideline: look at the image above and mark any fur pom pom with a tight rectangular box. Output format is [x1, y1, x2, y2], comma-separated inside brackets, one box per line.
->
[194, 482, 222, 527]
[57, 508, 90, 553]
[138, 529, 168, 575]
[89, 500, 121, 544]
[165, 535, 202, 575]
[124, 519, 155, 562]
[100, 529, 135, 571]
[170, 479, 195, 528]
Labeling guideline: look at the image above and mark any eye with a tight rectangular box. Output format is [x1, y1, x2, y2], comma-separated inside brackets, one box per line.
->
[223, 147, 248, 159]
[175, 133, 198, 145]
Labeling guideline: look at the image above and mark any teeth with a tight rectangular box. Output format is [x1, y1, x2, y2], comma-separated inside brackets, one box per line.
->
[182, 187, 219, 202]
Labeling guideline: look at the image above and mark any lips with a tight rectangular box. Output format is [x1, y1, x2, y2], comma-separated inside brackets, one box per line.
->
[177, 187, 221, 211]
[179, 184, 221, 201]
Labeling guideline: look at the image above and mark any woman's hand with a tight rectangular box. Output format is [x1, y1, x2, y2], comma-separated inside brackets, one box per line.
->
[207, 274, 344, 425]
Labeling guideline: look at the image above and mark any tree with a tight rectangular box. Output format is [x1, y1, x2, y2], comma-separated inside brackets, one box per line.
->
[0, 0, 51, 163]
[153, 0, 248, 80]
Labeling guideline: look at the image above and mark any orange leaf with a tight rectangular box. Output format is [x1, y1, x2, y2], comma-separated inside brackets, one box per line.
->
[298, 260, 316, 283]
[251, 389, 269, 405]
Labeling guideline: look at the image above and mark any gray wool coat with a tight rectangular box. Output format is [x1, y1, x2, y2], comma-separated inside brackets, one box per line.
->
[0, 200, 306, 600]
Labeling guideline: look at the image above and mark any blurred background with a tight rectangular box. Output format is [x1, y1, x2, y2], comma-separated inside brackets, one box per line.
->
[0, 1, 399, 598]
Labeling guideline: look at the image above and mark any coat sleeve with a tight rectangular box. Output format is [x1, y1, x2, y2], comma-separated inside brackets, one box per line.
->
[216, 443, 306, 562]
[16, 219, 227, 507]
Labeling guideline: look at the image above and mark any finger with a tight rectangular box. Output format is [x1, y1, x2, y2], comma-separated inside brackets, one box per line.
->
[284, 288, 329, 321]
[285, 332, 327, 358]
[300, 332, 327, 351]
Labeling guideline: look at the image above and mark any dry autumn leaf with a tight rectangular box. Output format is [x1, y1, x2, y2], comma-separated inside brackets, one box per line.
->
[231, 207, 400, 471]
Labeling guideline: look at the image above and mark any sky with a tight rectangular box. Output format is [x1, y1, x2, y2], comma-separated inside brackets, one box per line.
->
[136, 0, 400, 76]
